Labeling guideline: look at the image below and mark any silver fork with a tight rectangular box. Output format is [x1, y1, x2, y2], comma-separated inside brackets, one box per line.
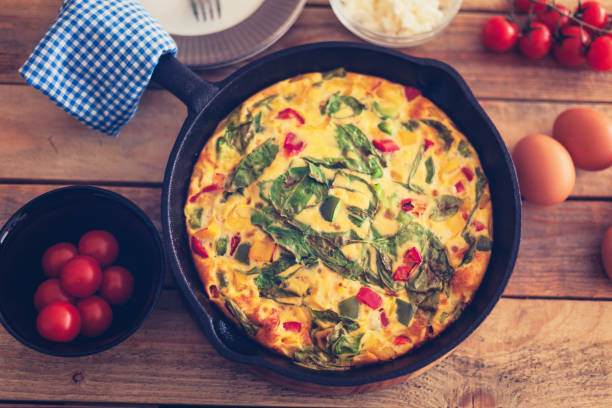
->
[190, 0, 222, 21]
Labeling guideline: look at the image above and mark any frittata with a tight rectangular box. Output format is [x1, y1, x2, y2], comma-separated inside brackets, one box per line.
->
[184, 69, 493, 370]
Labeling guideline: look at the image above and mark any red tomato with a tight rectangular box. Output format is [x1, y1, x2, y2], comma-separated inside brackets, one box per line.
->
[519, 22, 553, 59]
[60, 255, 102, 298]
[537, 3, 571, 32]
[482, 17, 519, 52]
[515, 0, 547, 13]
[576, 1, 608, 30]
[78, 230, 119, 267]
[588, 36, 612, 71]
[99, 265, 134, 305]
[76, 296, 113, 337]
[553, 25, 591, 66]
[36, 301, 81, 342]
[33, 278, 75, 311]
[41, 242, 77, 278]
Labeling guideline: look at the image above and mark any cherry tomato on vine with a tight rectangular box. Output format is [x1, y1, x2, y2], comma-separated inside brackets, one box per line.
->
[553, 25, 591, 67]
[78, 230, 119, 267]
[576, 1, 608, 30]
[60, 255, 102, 298]
[33, 278, 75, 311]
[99, 265, 134, 305]
[519, 22, 553, 58]
[515, 0, 547, 13]
[587, 36, 612, 71]
[36, 301, 81, 342]
[537, 3, 571, 32]
[482, 16, 519, 52]
[77, 296, 113, 337]
[41, 242, 77, 278]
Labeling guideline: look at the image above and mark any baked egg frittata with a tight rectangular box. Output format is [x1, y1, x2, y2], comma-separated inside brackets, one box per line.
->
[184, 69, 493, 370]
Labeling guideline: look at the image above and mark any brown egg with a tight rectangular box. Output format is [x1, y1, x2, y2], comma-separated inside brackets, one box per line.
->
[512, 134, 575, 205]
[553, 108, 612, 171]
[601, 226, 612, 280]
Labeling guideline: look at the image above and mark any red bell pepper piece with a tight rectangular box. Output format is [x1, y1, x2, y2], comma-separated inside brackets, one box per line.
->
[370, 80, 382, 92]
[462, 212, 468, 221]
[283, 132, 306, 156]
[424, 139, 435, 151]
[230, 234, 241, 256]
[455, 181, 465, 193]
[461, 166, 474, 181]
[393, 335, 410, 345]
[356, 287, 382, 310]
[380, 310, 389, 327]
[400, 199, 414, 212]
[394, 247, 422, 281]
[403, 247, 423, 265]
[393, 265, 416, 281]
[192, 236, 209, 258]
[276, 108, 305, 125]
[373, 139, 400, 152]
[404, 86, 421, 102]
[472, 220, 485, 232]
[282, 321, 302, 332]
[209, 285, 219, 298]
[189, 184, 221, 203]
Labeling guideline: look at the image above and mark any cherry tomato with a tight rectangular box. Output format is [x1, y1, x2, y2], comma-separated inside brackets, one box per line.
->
[519, 22, 553, 59]
[100, 266, 134, 305]
[76, 296, 113, 337]
[33, 278, 75, 311]
[587, 36, 612, 71]
[553, 25, 591, 66]
[482, 16, 519, 52]
[36, 301, 81, 342]
[41, 242, 77, 278]
[60, 255, 102, 298]
[537, 3, 571, 32]
[515, 0, 547, 13]
[576, 1, 608, 30]
[78, 230, 119, 267]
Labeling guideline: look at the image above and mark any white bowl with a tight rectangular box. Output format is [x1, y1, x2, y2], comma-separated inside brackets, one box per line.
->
[330, 0, 463, 48]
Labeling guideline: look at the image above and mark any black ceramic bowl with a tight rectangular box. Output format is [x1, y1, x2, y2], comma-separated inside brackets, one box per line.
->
[0, 186, 164, 356]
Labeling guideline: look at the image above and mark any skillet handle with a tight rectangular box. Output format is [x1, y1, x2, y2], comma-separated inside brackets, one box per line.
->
[151, 54, 219, 115]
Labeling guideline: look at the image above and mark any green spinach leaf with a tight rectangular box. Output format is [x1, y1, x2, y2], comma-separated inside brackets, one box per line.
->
[322, 67, 346, 80]
[457, 140, 473, 157]
[402, 120, 420, 132]
[430, 195, 463, 221]
[460, 233, 476, 266]
[253, 111, 263, 133]
[226, 139, 279, 193]
[425, 157, 435, 184]
[269, 166, 327, 217]
[225, 298, 260, 336]
[421, 119, 454, 151]
[476, 235, 492, 251]
[327, 324, 363, 357]
[252, 94, 277, 110]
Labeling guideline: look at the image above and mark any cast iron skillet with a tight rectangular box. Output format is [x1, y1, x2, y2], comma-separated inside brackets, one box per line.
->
[152, 42, 521, 388]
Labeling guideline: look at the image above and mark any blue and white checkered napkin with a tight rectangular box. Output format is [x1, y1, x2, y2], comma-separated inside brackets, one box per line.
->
[20, 0, 177, 136]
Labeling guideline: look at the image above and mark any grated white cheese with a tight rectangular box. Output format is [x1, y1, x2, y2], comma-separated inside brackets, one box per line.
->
[341, 0, 446, 36]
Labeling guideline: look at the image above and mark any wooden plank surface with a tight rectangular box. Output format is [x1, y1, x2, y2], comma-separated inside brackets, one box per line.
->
[1, 184, 611, 299]
[3, 3, 612, 103]
[3, 1, 612, 407]
[0, 292, 610, 407]
[2, 85, 612, 198]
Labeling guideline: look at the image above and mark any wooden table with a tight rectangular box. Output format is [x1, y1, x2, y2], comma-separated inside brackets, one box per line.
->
[1, 1, 612, 406]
